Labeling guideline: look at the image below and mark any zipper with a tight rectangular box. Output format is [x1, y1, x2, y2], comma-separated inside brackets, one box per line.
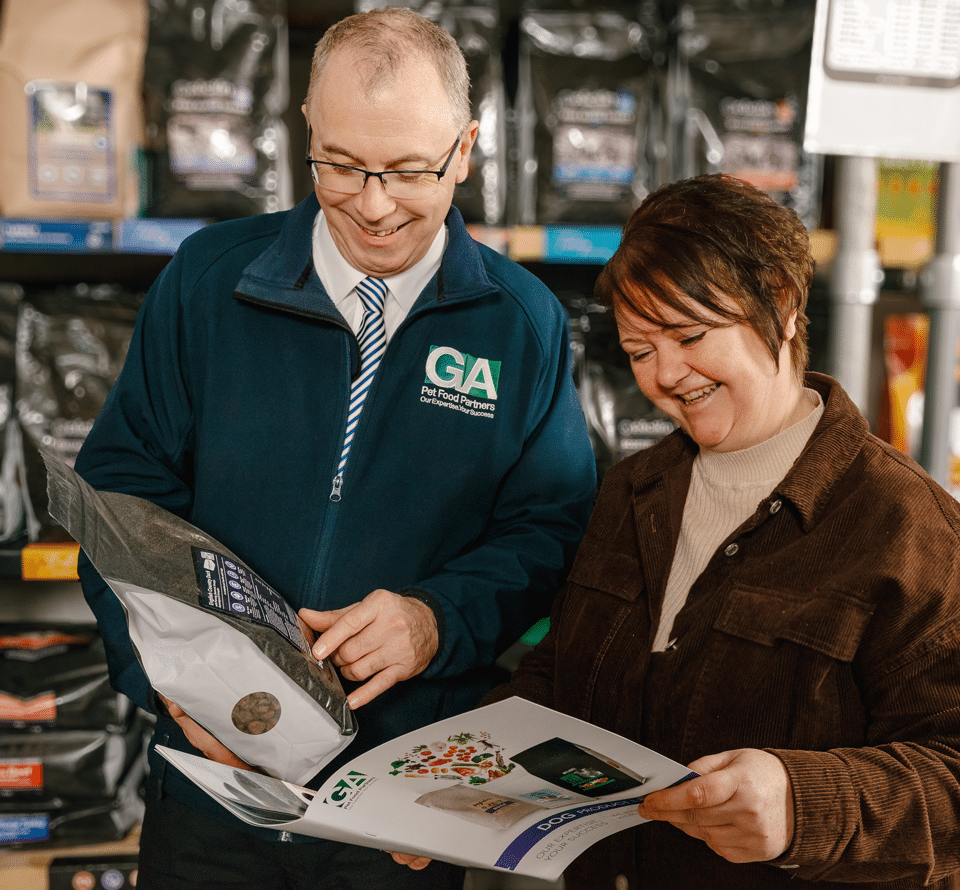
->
[308, 328, 364, 600]
[311, 279, 462, 596]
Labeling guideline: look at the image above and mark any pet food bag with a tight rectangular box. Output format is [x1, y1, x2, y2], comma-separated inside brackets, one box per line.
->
[516, 6, 663, 225]
[0, 0, 147, 219]
[42, 451, 357, 785]
[0, 623, 134, 732]
[16, 284, 143, 538]
[671, 0, 822, 229]
[142, 0, 292, 220]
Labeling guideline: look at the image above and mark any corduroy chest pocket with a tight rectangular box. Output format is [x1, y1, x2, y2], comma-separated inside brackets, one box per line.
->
[714, 586, 874, 661]
[554, 543, 649, 721]
[693, 586, 875, 751]
[565, 543, 644, 603]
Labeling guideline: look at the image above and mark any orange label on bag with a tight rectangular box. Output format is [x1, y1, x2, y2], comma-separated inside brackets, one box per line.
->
[0, 692, 56, 722]
[0, 760, 43, 789]
[20, 543, 80, 580]
[0, 630, 91, 651]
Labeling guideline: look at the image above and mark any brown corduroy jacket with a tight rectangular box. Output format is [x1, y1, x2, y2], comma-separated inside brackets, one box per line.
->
[491, 373, 960, 890]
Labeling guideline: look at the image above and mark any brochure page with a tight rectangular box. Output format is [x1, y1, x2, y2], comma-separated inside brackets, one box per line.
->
[158, 697, 697, 880]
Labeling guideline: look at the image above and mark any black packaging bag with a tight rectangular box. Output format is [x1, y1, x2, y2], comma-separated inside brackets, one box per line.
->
[670, 0, 822, 229]
[0, 738, 146, 846]
[15, 284, 142, 537]
[0, 724, 144, 801]
[563, 294, 675, 483]
[0, 623, 134, 732]
[516, 5, 665, 224]
[142, 0, 292, 220]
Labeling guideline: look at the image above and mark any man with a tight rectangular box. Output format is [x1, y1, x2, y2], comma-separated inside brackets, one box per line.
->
[74, 7, 596, 890]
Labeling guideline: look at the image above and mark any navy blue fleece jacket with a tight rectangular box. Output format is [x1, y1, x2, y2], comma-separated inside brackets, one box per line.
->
[74, 195, 596, 835]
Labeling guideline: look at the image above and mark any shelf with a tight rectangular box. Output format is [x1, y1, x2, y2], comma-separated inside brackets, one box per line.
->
[0, 218, 203, 286]
[0, 215, 932, 276]
[0, 251, 171, 287]
[467, 224, 626, 264]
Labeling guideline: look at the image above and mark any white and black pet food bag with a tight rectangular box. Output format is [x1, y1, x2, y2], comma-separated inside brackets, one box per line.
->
[43, 451, 357, 785]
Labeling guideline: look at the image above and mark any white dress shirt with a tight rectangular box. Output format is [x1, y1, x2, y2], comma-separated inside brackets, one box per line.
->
[310, 210, 447, 343]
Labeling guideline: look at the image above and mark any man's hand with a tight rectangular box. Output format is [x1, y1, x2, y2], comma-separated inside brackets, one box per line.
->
[157, 694, 253, 771]
[637, 748, 794, 863]
[299, 590, 439, 710]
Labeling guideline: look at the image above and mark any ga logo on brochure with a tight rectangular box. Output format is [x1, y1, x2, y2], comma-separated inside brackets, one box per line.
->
[323, 771, 375, 808]
[424, 346, 501, 400]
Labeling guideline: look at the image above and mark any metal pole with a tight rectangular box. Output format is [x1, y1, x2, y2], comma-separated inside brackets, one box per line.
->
[828, 155, 883, 415]
[919, 163, 960, 488]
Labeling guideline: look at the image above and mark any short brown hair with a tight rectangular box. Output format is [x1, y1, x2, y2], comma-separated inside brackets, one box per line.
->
[305, 7, 471, 131]
[595, 174, 814, 379]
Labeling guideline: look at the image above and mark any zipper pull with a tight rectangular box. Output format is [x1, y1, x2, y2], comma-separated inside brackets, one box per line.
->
[330, 473, 343, 502]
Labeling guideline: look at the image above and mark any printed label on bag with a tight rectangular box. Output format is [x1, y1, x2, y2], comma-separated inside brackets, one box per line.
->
[192, 548, 309, 653]
[0, 692, 57, 725]
[26, 81, 116, 203]
[0, 759, 43, 790]
[0, 813, 49, 843]
[0, 630, 91, 662]
[551, 89, 638, 201]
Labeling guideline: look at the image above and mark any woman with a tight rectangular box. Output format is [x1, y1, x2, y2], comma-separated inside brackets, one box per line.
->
[489, 174, 960, 889]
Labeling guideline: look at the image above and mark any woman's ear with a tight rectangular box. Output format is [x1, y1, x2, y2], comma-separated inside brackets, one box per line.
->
[783, 309, 798, 342]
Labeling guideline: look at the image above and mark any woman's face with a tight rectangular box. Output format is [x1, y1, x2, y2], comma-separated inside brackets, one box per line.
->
[617, 295, 801, 453]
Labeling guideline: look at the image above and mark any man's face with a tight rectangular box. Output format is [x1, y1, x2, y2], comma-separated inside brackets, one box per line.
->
[303, 49, 477, 279]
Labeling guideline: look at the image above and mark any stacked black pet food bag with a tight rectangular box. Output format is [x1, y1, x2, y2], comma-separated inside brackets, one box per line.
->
[0, 623, 150, 846]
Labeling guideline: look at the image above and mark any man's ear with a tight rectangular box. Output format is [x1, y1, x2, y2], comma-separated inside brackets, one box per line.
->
[454, 120, 480, 184]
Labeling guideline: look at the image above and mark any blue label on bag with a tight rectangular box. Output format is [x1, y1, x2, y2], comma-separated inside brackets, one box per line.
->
[0, 813, 49, 844]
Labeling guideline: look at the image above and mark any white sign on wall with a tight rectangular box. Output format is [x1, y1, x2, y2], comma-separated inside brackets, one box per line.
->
[805, 0, 960, 161]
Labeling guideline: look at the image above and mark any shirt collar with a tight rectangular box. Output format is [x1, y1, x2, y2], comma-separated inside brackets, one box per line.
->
[311, 211, 447, 313]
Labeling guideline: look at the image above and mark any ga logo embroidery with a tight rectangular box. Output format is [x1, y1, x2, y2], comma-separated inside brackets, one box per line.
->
[323, 771, 375, 808]
[420, 346, 500, 419]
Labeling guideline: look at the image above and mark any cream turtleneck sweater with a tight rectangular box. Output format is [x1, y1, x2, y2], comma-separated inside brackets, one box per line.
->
[652, 389, 825, 651]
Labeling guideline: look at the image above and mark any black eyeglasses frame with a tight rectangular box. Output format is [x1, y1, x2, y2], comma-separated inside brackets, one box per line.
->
[305, 125, 465, 195]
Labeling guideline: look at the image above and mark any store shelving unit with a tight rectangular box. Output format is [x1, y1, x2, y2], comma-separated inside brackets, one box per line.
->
[0, 216, 933, 585]
[0, 219, 639, 582]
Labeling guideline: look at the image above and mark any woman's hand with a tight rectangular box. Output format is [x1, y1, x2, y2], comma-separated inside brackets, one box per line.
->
[389, 851, 432, 870]
[637, 748, 794, 863]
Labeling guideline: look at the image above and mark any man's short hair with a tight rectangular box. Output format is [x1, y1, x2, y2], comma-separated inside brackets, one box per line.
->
[305, 7, 471, 131]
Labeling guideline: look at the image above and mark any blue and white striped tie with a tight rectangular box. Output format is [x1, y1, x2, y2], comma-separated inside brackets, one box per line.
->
[332, 276, 387, 500]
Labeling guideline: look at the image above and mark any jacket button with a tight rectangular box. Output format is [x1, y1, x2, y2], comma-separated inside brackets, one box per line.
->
[724, 542, 739, 557]
[769, 499, 782, 514]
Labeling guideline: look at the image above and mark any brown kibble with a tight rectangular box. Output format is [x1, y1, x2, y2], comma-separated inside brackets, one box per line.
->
[232, 691, 281, 735]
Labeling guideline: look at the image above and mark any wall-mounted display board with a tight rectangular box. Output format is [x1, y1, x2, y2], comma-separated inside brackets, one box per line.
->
[805, 0, 960, 161]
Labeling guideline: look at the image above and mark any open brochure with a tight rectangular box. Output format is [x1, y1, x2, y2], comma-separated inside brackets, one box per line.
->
[158, 696, 697, 880]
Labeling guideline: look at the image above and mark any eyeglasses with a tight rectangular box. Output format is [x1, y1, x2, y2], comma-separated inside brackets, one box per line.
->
[305, 126, 464, 199]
